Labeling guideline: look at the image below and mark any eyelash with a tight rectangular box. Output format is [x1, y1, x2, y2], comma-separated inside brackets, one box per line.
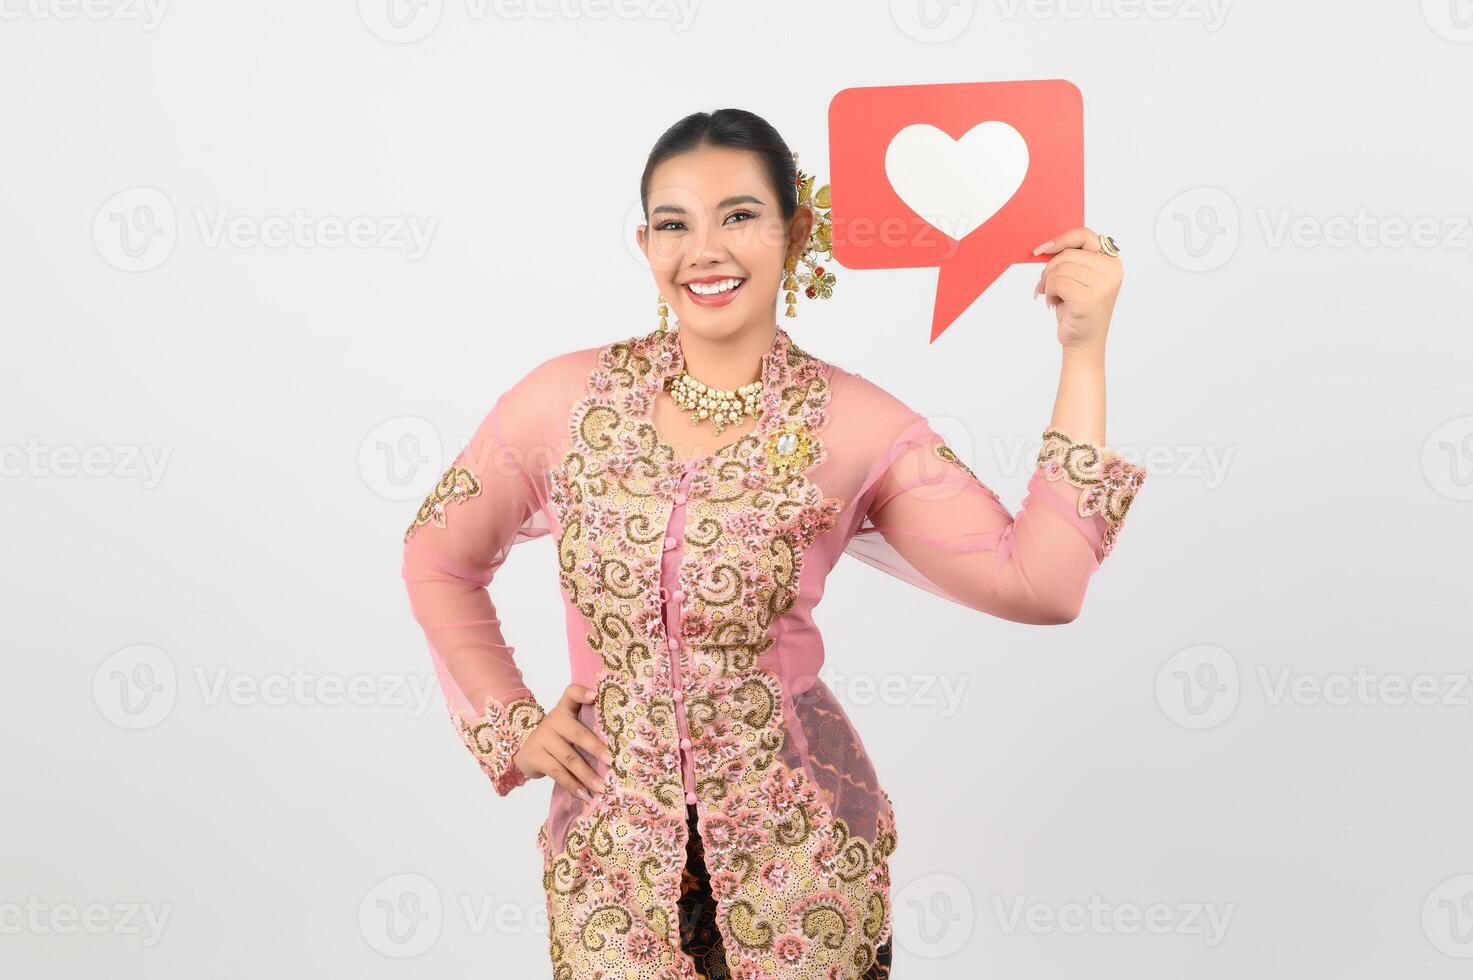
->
[656, 210, 757, 232]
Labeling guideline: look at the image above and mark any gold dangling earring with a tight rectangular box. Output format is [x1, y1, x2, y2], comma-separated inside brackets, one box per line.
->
[785, 153, 837, 318]
[782, 254, 799, 318]
[656, 291, 669, 331]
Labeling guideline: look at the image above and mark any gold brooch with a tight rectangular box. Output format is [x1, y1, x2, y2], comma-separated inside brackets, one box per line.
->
[763, 421, 815, 478]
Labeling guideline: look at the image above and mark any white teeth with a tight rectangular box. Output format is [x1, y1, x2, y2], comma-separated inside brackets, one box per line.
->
[686, 278, 744, 296]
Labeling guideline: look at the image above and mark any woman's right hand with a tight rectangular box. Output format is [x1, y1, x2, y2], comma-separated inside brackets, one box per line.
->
[512, 684, 613, 803]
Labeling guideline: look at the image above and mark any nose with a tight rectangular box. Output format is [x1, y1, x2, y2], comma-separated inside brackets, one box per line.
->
[685, 220, 730, 270]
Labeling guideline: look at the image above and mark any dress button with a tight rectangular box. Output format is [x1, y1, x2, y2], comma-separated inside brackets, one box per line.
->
[673, 492, 686, 504]
[663, 535, 677, 550]
[680, 738, 692, 750]
[672, 589, 684, 603]
[672, 690, 684, 703]
[685, 792, 697, 805]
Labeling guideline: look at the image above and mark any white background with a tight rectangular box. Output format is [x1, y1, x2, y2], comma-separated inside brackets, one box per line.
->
[4, 2, 1472, 977]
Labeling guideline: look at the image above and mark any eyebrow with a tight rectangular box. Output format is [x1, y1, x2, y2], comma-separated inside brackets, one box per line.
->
[651, 195, 766, 217]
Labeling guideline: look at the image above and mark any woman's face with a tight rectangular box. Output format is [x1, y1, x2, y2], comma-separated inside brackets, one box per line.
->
[638, 145, 813, 341]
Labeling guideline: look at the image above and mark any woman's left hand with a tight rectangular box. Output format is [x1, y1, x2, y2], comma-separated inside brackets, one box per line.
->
[1031, 227, 1123, 355]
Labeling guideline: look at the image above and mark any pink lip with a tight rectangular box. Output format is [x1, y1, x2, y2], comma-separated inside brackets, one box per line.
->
[682, 276, 746, 308]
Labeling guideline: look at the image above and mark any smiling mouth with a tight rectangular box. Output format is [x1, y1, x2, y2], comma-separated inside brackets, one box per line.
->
[683, 277, 747, 298]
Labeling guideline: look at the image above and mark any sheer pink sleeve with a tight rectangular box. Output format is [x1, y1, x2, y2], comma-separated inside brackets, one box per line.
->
[399, 357, 570, 796]
[844, 407, 1147, 626]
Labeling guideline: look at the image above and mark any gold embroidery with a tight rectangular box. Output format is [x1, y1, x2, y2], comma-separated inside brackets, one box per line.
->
[1036, 428, 1148, 557]
[404, 464, 481, 541]
[932, 443, 1001, 501]
[454, 694, 545, 795]
[725, 899, 776, 950]
[533, 326, 895, 977]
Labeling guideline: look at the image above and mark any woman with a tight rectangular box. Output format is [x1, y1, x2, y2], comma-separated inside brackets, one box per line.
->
[401, 108, 1147, 979]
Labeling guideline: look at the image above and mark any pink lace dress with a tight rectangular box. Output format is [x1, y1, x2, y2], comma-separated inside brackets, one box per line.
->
[400, 324, 1147, 978]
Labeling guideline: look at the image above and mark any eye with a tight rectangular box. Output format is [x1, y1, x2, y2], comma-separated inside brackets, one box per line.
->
[724, 210, 756, 225]
[655, 219, 686, 232]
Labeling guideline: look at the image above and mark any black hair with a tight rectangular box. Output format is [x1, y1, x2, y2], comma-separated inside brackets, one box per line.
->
[640, 108, 798, 222]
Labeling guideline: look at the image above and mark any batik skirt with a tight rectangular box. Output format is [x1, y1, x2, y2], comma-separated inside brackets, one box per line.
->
[677, 804, 894, 979]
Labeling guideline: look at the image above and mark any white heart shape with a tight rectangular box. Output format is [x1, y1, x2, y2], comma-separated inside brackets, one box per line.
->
[884, 121, 1030, 241]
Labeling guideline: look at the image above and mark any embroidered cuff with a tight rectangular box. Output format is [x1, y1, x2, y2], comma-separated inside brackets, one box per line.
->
[453, 694, 546, 796]
[1036, 428, 1147, 558]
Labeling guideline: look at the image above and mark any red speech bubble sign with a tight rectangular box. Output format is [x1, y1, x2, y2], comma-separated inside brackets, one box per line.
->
[828, 80, 1083, 343]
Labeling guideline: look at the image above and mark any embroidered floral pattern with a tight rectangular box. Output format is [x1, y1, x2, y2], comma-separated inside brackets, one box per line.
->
[404, 464, 481, 541]
[536, 325, 896, 978]
[679, 801, 894, 980]
[453, 694, 546, 796]
[1036, 427, 1148, 557]
[932, 443, 1001, 502]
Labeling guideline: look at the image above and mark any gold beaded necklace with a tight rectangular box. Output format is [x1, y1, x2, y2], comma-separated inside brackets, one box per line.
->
[665, 369, 763, 435]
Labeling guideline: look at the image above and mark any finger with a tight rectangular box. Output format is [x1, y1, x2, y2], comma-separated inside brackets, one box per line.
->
[557, 683, 596, 715]
[553, 741, 605, 797]
[1042, 269, 1090, 300]
[1044, 261, 1098, 286]
[539, 756, 592, 803]
[1050, 247, 1112, 271]
[1032, 227, 1099, 256]
[558, 715, 615, 765]
[552, 708, 615, 764]
[1035, 252, 1102, 296]
[1043, 272, 1092, 296]
[1041, 250, 1108, 279]
[1044, 276, 1091, 309]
